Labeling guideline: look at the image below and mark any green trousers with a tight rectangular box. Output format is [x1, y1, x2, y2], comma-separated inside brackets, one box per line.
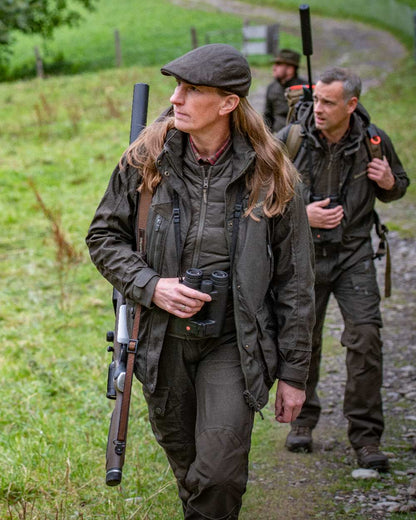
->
[143, 329, 254, 519]
[293, 256, 384, 449]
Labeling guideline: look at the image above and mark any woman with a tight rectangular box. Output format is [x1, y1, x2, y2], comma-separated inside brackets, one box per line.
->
[86, 44, 315, 519]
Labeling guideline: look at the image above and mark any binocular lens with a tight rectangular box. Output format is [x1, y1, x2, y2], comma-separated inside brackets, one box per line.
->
[185, 268, 203, 281]
[211, 270, 229, 286]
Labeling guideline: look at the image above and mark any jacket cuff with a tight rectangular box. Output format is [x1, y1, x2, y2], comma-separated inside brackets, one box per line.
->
[279, 379, 305, 391]
[277, 364, 308, 390]
[131, 268, 160, 308]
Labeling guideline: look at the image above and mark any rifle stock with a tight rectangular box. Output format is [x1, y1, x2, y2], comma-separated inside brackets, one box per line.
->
[105, 83, 149, 486]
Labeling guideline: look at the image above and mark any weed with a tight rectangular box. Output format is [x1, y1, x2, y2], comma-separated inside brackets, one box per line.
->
[27, 177, 82, 309]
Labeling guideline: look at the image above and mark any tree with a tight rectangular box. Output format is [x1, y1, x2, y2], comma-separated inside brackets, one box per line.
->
[0, 0, 97, 61]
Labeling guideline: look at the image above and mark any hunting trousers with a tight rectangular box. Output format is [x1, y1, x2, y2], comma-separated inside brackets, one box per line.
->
[293, 255, 385, 449]
[143, 328, 254, 519]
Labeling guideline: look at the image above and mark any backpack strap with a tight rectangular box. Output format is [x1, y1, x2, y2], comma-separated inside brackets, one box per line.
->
[373, 209, 391, 298]
[365, 123, 383, 160]
[364, 124, 391, 298]
[285, 123, 303, 162]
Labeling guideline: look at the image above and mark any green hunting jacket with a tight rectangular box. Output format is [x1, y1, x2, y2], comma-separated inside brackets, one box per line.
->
[86, 128, 315, 412]
[264, 75, 307, 133]
[277, 103, 409, 268]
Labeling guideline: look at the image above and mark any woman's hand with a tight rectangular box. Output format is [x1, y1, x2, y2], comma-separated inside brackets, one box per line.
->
[152, 277, 212, 318]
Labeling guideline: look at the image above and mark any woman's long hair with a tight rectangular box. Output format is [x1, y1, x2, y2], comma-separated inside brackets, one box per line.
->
[121, 95, 298, 219]
[231, 97, 299, 218]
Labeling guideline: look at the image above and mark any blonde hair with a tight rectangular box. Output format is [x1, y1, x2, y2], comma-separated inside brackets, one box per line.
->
[122, 97, 298, 219]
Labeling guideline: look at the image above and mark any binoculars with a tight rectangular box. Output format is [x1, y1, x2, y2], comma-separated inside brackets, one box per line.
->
[182, 268, 229, 338]
[310, 194, 342, 245]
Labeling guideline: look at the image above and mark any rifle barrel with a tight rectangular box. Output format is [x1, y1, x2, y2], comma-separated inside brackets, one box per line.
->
[299, 4, 314, 93]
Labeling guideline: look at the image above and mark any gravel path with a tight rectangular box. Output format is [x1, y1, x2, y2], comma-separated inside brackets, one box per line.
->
[172, 1, 416, 517]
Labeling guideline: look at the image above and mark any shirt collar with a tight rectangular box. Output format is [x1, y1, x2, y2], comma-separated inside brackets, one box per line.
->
[189, 135, 231, 165]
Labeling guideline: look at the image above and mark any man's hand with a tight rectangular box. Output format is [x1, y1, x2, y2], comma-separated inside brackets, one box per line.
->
[275, 381, 306, 423]
[152, 277, 211, 318]
[306, 198, 344, 229]
[367, 156, 395, 190]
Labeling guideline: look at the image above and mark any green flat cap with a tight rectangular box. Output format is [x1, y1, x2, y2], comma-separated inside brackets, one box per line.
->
[161, 44, 252, 97]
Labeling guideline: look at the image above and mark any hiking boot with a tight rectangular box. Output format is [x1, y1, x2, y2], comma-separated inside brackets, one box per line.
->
[285, 426, 313, 452]
[355, 445, 390, 472]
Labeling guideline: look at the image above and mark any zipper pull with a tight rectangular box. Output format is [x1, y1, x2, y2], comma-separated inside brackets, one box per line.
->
[203, 176, 209, 203]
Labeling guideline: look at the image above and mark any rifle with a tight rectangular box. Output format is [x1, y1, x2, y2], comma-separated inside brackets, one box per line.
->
[105, 82, 149, 487]
[285, 4, 315, 124]
[299, 4, 314, 100]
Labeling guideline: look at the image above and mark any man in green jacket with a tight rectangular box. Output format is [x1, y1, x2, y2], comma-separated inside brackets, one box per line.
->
[86, 44, 315, 518]
[264, 48, 306, 133]
[277, 66, 409, 471]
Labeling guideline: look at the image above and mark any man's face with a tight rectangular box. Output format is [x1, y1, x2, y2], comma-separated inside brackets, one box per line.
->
[272, 63, 295, 83]
[169, 80, 235, 136]
[313, 80, 357, 136]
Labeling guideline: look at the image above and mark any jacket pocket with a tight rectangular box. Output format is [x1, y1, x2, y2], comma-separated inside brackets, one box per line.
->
[255, 302, 278, 388]
[146, 212, 170, 272]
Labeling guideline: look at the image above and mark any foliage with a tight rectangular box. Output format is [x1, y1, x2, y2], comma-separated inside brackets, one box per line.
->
[0, 0, 97, 64]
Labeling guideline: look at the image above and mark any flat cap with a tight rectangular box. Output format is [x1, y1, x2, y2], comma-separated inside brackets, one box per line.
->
[161, 44, 252, 97]
[273, 48, 301, 67]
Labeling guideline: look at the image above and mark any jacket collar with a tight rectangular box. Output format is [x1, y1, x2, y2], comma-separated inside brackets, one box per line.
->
[157, 128, 256, 184]
[300, 101, 370, 156]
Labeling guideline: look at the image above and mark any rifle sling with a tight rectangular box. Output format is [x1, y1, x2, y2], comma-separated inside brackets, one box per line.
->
[117, 186, 152, 445]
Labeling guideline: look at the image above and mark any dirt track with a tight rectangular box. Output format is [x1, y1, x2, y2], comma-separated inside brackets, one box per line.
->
[171, 0, 406, 96]
[170, 2, 415, 518]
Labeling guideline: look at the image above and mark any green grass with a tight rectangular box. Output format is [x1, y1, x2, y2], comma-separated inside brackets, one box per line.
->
[0, 0, 415, 517]
[3, 0, 298, 81]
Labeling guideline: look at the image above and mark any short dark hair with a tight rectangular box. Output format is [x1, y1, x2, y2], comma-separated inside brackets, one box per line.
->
[318, 67, 362, 101]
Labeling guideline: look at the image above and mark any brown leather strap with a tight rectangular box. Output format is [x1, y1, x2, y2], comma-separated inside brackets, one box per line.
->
[117, 187, 152, 443]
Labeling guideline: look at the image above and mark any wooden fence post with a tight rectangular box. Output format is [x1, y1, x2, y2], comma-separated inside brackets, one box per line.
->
[414, 12, 416, 63]
[266, 24, 279, 56]
[34, 47, 44, 79]
[191, 27, 198, 49]
[114, 29, 122, 68]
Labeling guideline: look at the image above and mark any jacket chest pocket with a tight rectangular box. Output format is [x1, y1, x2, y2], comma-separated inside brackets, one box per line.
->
[146, 211, 171, 272]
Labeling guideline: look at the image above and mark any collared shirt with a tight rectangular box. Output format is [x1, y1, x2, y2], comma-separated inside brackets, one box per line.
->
[189, 135, 232, 165]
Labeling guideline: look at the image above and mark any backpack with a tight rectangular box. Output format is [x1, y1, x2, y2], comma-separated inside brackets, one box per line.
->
[284, 121, 391, 297]
[285, 84, 314, 126]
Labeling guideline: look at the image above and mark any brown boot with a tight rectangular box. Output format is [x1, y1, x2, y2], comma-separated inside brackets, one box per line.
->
[285, 426, 313, 452]
[355, 445, 390, 472]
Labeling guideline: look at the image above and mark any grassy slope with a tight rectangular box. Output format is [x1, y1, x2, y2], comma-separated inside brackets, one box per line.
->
[0, 1, 415, 518]
[244, 0, 416, 45]
[7, 0, 289, 78]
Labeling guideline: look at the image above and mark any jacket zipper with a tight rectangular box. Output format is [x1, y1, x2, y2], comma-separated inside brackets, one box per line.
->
[326, 149, 335, 195]
[191, 166, 211, 267]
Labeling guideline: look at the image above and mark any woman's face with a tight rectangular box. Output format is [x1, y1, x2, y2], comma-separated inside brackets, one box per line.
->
[169, 80, 231, 136]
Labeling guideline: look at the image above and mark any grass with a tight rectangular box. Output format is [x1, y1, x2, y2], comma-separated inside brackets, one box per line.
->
[244, 0, 416, 45]
[1, 0, 415, 518]
[3, 0, 298, 81]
